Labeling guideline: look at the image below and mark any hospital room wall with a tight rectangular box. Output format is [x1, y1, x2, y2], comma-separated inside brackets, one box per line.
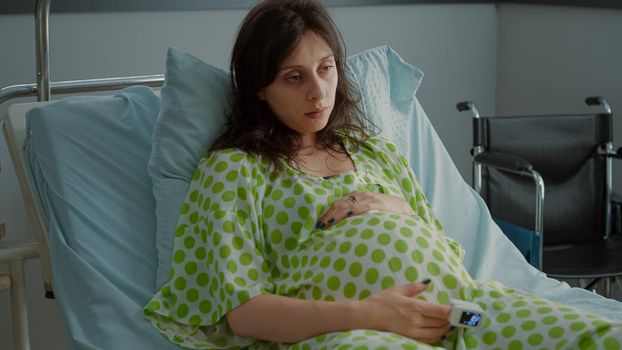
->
[496, 3, 622, 193]
[497, 3, 622, 300]
[0, 4, 497, 350]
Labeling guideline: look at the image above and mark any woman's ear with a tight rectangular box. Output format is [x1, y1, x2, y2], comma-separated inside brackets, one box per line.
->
[257, 89, 266, 101]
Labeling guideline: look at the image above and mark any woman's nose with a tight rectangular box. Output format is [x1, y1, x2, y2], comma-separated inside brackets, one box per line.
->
[307, 75, 326, 100]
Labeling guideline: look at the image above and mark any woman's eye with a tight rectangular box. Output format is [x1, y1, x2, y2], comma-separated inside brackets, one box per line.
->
[322, 65, 334, 72]
[285, 74, 301, 82]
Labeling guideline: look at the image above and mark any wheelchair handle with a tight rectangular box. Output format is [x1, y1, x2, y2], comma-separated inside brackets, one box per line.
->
[456, 101, 481, 119]
[586, 96, 612, 115]
[456, 102, 471, 112]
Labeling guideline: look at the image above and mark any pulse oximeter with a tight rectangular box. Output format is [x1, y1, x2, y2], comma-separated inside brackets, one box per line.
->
[449, 299, 486, 328]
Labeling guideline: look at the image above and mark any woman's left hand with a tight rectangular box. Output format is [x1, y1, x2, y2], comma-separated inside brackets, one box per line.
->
[316, 191, 414, 229]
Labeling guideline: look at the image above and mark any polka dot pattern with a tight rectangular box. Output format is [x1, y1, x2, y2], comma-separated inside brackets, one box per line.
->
[144, 137, 622, 349]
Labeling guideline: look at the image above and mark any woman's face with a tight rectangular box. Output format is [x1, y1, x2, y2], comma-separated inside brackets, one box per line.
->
[258, 31, 338, 145]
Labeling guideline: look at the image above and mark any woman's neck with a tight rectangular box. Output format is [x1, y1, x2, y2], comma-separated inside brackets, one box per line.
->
[299, 133, 318, 150]
[293, 138, 356, 177]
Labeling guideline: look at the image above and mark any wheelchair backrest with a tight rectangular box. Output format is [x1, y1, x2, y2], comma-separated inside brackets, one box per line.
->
[480, 113, 611, 246]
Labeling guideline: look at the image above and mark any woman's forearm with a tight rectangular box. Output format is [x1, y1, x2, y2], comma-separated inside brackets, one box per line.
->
[225, 293, 366, 343]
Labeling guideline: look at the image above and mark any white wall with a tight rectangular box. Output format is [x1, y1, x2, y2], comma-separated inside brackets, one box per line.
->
[0, 4, 497, 349]
[496, 3, 622, 192]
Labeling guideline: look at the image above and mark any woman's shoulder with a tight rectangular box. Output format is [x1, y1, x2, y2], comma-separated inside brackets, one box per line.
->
[354, 135, 409, 168]
[197, 148, 267, 176]
[363, 135, 400, 152]
[199, 147, 254, 164]
[354, 135, 401, 157]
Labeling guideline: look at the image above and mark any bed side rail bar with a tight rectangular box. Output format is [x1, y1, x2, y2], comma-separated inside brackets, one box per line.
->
[0, 75, 164, 110]
[36, 0, 51, 102]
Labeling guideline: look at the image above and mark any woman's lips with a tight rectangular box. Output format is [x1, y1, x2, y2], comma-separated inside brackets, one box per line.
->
[305, 107, 329, 118]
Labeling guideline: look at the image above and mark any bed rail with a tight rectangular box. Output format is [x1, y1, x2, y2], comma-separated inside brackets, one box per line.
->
[35, 0, 51, 101]
[0, 75, 164, 112]
[1, 0, 165, 110]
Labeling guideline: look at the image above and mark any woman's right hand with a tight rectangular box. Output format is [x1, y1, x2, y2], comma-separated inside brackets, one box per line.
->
[354, 282, 452, 344]
[316, 191, 414, 229]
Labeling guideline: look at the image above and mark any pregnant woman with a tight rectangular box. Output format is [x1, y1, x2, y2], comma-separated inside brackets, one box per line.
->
[144, 1, 622, 349]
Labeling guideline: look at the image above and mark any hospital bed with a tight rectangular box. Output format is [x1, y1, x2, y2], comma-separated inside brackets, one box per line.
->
[1, 1, 622, 349]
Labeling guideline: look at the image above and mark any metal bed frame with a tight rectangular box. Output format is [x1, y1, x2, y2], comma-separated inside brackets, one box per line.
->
[0, 1, 164, 349]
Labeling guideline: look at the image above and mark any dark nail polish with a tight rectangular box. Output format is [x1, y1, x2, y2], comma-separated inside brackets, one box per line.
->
[422, 278, 432, 285]
[316, 221, 325, 229]
[441, 336, 446, 341]
[328, 217, 335, 224]
[450, 326, 455, 331]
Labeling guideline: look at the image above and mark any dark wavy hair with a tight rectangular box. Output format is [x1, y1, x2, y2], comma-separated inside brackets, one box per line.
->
[210, 0, 373, 168]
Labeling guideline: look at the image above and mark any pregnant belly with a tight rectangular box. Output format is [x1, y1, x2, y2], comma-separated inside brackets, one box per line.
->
[274, 211, 470, 304]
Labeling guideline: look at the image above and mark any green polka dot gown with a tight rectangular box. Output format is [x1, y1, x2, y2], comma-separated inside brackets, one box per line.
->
[144, 137, 622, 349]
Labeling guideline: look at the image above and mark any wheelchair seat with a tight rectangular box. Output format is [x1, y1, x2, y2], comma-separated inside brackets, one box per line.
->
[457, 97, 622, 297]
[545, 238, 622, 279]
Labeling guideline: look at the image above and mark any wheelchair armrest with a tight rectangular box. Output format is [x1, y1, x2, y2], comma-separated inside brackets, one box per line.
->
[474, 151, 533, 173]
[474, 151, 545, 241]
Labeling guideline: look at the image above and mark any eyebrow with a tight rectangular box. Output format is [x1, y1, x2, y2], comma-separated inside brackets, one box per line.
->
[279, 54, 335, 71]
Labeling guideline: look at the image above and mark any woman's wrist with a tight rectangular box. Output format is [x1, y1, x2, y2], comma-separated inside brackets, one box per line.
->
[348, 299, 375, 330]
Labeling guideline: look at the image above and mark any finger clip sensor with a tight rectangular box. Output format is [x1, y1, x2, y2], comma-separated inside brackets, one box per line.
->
[449, 299, 486, 328]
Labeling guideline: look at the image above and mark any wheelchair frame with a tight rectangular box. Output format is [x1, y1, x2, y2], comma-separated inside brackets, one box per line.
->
[457, 98, 622, 296]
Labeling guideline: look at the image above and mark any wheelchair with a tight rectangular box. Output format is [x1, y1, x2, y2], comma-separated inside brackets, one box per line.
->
[457, 97, 622, 297]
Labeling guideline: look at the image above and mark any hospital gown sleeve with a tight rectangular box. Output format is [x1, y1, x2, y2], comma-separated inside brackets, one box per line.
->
[144, 149, 274, 349]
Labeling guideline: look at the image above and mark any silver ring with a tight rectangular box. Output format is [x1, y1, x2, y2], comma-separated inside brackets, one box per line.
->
[348, 195, 357, 203]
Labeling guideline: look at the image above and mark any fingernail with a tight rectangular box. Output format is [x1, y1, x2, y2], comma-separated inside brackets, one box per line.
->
[327, 217, 335, 224]
[441, 336, 446, 341]
[450, 326, 455, 331]
[316, 221, 325, 229]
[421, 278, 431, 285]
